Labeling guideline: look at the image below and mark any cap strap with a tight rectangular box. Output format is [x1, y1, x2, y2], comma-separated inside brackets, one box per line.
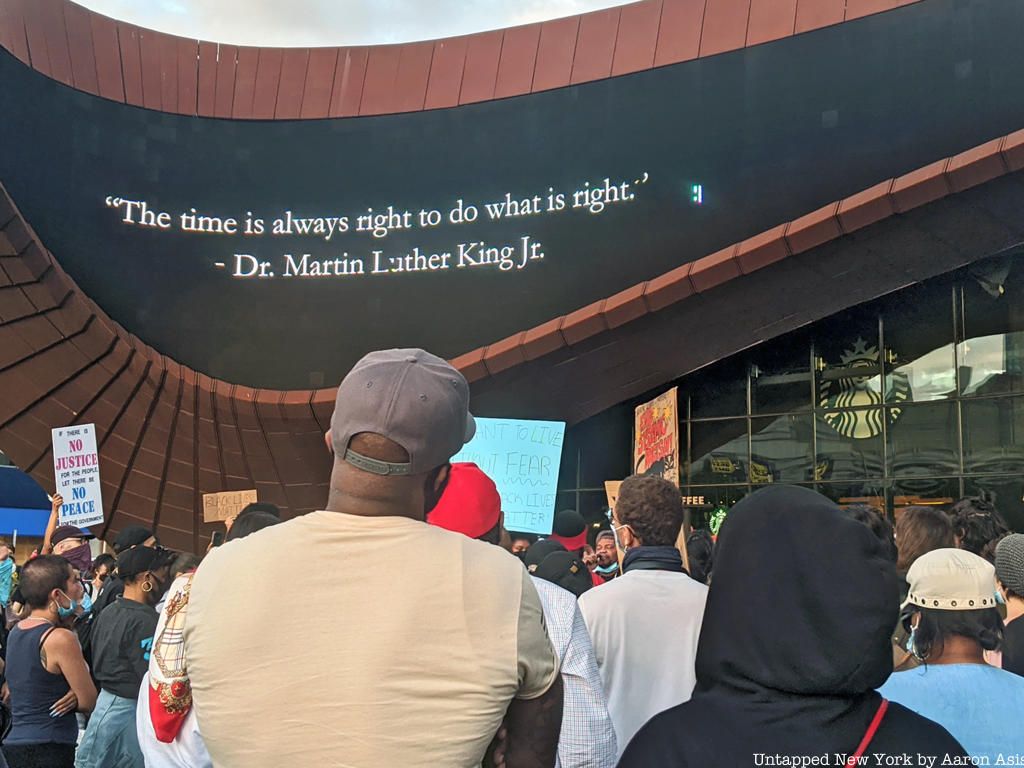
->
[344, 449, 412, 476]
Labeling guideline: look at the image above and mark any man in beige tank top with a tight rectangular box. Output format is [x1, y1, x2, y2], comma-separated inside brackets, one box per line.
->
[184, 349, 562, 768]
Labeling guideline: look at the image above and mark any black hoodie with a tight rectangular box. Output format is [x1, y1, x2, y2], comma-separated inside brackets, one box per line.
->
[619, 485, 966, 767]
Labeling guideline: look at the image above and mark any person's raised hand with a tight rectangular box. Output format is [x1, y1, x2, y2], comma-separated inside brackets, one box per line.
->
[582, 545, 597, 568]
[50, 493, 64, 516]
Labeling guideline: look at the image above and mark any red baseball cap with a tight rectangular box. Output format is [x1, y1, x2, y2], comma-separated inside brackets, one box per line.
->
[549, 509, 588, 552]
[428, 462, 501, 539]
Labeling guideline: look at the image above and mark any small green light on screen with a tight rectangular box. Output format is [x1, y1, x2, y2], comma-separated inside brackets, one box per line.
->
[691, 184, 703, 205]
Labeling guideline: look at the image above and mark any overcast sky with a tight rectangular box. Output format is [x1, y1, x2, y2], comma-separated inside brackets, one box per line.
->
[76, 0, 631, 47]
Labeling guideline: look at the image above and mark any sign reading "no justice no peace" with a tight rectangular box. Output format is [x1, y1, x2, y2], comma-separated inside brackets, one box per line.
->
[52, 423, 105, 528]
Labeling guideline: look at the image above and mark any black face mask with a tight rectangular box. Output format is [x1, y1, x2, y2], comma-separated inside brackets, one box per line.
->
[423, 465, 451, 519]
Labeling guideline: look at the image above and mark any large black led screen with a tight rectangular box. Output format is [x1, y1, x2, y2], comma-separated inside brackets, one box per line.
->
[2, 0, 1023, 389]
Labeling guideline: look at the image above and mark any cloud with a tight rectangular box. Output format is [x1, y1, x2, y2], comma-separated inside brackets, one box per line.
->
[77, 0, 631, 46]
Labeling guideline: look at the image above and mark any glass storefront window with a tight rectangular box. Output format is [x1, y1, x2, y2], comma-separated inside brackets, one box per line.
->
[958, 333, 1024, 396]
[750, 414, 814, 484]
[963, 476, 1024, 534]
[555, 490, 582, 517]
[962, 396, 1024, 476]
[577, 491, 615, 529]
[891, 477, 960, 517]
[558, 253, 1024, 535]
[683, 485, 749, 529]
[815, 410, 884, 480]
[882, 281, 956, 403]
[959, 257, 1024, 397]
[751, 332, 813, 414]
[555, 434, 580, 491]
[574, 402, 633, 487]
[687, 359, 747, 419]
[816, 480, 886, 510]
[887, 402, 959, 477]
[689, 419, 747, 484]
[885, 344, 957, 403]
[554, 490, 614, 529]
[815, 310, 883, 413]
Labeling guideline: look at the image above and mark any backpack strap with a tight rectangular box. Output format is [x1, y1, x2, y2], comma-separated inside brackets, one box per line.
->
[850, 698, 889, 760]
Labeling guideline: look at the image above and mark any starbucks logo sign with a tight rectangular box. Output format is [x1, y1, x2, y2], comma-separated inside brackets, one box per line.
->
[819, 338, 909, 439]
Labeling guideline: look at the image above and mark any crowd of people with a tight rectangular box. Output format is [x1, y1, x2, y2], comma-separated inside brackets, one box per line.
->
[0, 346, 1022, 767]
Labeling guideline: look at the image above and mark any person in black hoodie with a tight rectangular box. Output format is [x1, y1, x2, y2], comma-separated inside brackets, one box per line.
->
[619, 485, 967, 767]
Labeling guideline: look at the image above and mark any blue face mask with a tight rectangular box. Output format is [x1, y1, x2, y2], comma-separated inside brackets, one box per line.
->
[995, 590, 1007, 606]
[80, 590, 93, 614]
[595, 563, 619, 575]
[56, 591, 79, 619]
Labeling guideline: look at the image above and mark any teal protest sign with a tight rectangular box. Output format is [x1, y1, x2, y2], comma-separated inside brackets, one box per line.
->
[451, 417, 565, 535]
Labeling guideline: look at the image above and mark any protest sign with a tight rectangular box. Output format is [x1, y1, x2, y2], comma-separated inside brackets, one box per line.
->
[52, 424, 104, 527]
[451, 417, 565, 535]
[604, 481, 622, 512]
[634, 387, 680, 485]
[203, 489, 258, 523]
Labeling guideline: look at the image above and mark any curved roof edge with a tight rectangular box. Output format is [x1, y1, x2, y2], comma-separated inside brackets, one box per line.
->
[451, 128, 1024, 383]
[0, 0, 919, 119]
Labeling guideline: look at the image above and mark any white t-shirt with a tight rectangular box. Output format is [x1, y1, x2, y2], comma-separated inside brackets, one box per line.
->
[579, 569, 708, 757]
[185, 511, 558, 768]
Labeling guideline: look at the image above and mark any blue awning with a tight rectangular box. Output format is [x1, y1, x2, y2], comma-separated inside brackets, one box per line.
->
[0, 465, 52, 537]
[0, 465, 50, 509]
[0, 506, 51, 537]
[0, 467, 93, 539]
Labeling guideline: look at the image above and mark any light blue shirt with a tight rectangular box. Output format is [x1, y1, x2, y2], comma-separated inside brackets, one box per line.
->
[531, 577, 617, 768]
[879, 663, 1024, 761]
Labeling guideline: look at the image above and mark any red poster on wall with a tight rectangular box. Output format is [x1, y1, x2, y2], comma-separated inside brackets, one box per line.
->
[633, 387, 680, 486]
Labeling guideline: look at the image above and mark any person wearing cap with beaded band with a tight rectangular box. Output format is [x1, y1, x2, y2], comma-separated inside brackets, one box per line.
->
[879, 548, 1024, 761]
[995, 533, 1024, 676]
[182, 349, 562, 768]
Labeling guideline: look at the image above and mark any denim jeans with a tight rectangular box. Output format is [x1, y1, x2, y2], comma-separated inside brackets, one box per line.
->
[74, 690, 143, 768]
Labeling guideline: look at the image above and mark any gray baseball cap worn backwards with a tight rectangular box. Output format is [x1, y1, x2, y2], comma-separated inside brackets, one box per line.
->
[330, 348, 476, 476]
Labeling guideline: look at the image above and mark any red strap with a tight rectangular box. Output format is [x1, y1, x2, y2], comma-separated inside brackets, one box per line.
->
[850, 698, 889, 761]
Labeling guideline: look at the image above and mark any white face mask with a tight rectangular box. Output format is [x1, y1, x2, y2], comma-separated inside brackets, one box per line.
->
[611, 523, 631, 553]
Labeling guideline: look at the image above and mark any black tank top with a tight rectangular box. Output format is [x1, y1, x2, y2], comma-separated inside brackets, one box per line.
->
[4, 622, 78, 745]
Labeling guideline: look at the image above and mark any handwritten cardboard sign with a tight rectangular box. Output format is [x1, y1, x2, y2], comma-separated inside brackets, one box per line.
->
[52, 424, 104, 527]
[604, 481, 622, 513]
[451, 417, 565, 535]
[202, 489, 258, 523]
